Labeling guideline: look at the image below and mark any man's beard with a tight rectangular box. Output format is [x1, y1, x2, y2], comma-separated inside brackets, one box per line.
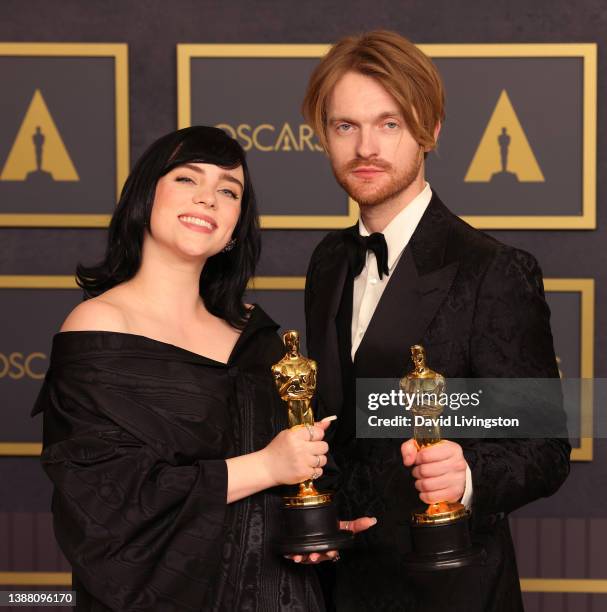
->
[331, 150, 423, 207]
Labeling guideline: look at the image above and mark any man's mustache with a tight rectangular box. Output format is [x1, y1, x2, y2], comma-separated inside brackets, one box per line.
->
[344, 159, 392, 172]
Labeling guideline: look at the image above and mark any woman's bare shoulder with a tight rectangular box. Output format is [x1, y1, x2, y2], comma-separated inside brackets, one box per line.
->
[60, 293, 129, 333]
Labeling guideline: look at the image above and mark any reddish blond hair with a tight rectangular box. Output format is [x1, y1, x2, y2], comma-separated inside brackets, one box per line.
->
[302, 30, 445, 151]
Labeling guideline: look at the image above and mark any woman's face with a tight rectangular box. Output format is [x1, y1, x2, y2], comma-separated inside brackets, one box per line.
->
[148, 162, 244, 261]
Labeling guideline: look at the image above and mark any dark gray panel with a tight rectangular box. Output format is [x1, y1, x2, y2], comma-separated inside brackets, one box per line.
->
[567, 594, 590, 612]
[512, 517, 539, 576]
[539, 518, 564, 576]
[540, 593, 565, 612]
[190, 57, 346, 216]
[564, 518, 587, 577]
[428, 57, 582, 216]
[546, 292, 581, 378]
[0, 288, 82, 442]
[522, 593, 540, 612]
[245, 289, 306, 350]
[589, 518, 607, 577]
[0, 458, 52, 513]
[0, 57, 116, 214]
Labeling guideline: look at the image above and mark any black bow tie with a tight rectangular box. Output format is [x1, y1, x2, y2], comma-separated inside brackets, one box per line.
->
[343, 231, 390, 279]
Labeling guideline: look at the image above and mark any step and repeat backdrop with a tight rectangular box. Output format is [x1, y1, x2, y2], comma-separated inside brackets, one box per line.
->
[0, 4, 605, 609]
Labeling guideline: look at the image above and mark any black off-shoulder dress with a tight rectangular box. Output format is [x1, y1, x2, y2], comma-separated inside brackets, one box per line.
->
[32, 306, 325, 612]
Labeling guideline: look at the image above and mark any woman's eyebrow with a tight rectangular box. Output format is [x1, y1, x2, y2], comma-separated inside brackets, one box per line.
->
[219, 172, 244, 191]
[180, 164, 243, 191]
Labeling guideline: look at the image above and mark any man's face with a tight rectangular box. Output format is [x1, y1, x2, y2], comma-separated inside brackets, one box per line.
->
[325, 71, 425, 208]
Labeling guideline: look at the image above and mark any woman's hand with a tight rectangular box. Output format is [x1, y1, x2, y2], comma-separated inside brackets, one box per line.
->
[285, 517, 378, 564]
[226, 415, 336, 503]
[259, 419, 331, 486]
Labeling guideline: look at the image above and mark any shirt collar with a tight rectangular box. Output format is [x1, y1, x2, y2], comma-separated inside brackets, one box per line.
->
[359, 182, 433, 270]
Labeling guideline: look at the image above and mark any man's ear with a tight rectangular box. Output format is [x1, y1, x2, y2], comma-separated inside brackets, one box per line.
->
[424, 121, 442, 153]
[433, 120, 442, 144]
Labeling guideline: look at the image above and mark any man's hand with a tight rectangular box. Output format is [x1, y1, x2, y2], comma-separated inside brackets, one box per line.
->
[285, 517, 377, 564]
[401, 439, 467, 504]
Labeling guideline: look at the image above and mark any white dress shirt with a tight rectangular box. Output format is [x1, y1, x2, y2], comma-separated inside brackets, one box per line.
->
[350, 182, 473, 507]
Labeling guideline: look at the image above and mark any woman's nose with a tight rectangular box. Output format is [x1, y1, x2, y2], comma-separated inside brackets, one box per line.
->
[194, 190, 216, 209]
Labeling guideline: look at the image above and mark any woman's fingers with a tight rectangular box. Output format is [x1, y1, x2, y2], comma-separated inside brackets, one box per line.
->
[309, 441, 329, 455]
[339, 516, 378, 534]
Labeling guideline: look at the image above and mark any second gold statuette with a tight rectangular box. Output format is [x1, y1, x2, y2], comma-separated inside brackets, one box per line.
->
[400, 345, 483, 570]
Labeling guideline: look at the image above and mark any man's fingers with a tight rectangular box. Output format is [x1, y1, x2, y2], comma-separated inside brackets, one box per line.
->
[412, 461, 446, 479]
[284, 551, 337, 564]
[419, 487, 463, 504]
[411, 458, 467, 480]
[340, 516, 377, 533]
[401, 438, 418, 466]
[416, 440, 462, 464]
[414, 473, 456, 493]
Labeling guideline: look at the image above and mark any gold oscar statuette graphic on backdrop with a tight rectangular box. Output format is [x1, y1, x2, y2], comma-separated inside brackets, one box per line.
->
[400, 345, 483, 570]
[0, 89, 79, 183]
[464, 89, 544, 184]
[271, 330, 353, 554]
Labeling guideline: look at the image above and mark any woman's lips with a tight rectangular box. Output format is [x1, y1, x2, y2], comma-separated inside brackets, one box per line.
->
[178, 214, 217, 233]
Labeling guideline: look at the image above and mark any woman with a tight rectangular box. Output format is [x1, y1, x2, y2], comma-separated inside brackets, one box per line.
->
[33, 126, 331, 611]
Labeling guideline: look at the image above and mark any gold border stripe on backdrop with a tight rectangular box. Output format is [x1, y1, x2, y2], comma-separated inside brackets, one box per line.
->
[0, 275, 594, 460]
[0, 275, 307, 290]
[1, 573, 606, 594]
[0, 43, 129, 227]
[520, 579, 607, 594]
[0, 573, 71, 586]
[177, 42, 596, 230]
[544, 278, 595, 461]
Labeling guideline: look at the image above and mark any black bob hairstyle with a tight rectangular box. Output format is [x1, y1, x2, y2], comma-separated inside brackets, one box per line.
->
[77, 126, 261, 329]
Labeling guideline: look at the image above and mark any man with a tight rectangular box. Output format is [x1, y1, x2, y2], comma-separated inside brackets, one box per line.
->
[300, 31, 570, 611]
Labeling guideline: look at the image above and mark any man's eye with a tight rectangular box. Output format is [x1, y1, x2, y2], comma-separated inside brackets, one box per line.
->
[385, 121, 399, 129]
[337, 123, 352, 132]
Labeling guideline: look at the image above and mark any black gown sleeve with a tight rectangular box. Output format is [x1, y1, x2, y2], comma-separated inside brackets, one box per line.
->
[38, 362, 228, 612]
[465, 247, 571, 519]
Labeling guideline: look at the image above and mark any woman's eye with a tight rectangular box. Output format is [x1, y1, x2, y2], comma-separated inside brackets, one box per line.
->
[220, 189, 239, 200]
[175, 176, 194, 184]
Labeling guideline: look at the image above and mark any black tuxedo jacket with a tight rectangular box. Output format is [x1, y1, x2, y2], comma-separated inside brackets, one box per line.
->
[305, 193, 570, 612]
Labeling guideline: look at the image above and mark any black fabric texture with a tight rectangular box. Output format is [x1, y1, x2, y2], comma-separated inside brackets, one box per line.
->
[305, 192, 571, 612]
[33, 306, 325, 612]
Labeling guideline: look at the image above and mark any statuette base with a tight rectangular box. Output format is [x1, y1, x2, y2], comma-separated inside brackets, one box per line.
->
[404, 513, 484, 571]
[275, 499, 354, 554]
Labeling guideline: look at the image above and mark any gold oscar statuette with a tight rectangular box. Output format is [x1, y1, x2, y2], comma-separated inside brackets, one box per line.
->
[400, 345, 482, 570]
[271, 330, 353, 554]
